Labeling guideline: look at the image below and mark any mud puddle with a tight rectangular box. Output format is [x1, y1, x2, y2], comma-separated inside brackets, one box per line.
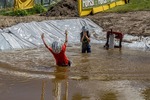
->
[0, 44, 150, 100]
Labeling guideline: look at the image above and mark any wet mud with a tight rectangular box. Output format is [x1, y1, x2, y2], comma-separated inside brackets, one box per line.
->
[1, 11, 150, 37]
[44, 0, 78, 17]
[0, 44, 150, 99]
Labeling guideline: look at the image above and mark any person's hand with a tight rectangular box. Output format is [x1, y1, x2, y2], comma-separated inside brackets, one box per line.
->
[65, 30, 68, 35]
[41, 33, 44, 39]
[83, 32, 87, 36]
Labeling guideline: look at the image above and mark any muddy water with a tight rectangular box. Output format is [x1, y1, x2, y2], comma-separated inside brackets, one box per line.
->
[0, 44, 150, 100]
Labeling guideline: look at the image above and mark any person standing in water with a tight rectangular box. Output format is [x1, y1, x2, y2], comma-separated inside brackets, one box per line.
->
[80, 26, 91, 53]
[41, 30, 71, 66]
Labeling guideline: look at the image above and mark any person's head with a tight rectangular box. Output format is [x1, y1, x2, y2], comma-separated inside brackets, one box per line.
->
[82, 26, 88, 33]
[51, 41, 62, 54]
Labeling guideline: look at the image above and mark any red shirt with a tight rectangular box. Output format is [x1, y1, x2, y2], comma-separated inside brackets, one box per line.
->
[107, 31, 123, 39]
[48, 44, 69, 66]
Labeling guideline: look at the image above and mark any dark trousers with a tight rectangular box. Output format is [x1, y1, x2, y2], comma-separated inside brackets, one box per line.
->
[82, 44, 91, 53]
[59, 60, 71, 67]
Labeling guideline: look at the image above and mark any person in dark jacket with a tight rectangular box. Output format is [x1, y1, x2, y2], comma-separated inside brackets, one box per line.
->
[80, 26, 91, 53]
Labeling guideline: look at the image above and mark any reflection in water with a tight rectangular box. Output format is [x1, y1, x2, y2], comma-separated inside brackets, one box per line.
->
[41, 81, 45, 100]
[72, 93, 89, 100]
[39, 67, 148, 100]
[41, 67, 69, 100]
[101, 93, 117, 100]
[142, 88, 150, 100]
[0, 44, 150, 100]
[53, 67, 69, 100]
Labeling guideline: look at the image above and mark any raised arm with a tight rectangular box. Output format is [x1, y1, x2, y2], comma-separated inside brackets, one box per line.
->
[64, 30, 68, 44]
[41, 33, 51, 49]
[85, 34, 90, 42]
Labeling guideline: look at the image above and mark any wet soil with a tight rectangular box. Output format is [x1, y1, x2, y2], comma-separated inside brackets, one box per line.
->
[0, 11, 150, 37]
[44, 0, 78, 17]
[88, 11, 150, 37]
[0, 0, 150, 36]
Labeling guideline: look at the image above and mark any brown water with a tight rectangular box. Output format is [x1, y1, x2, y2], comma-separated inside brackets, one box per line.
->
[0, 44, 150, 100]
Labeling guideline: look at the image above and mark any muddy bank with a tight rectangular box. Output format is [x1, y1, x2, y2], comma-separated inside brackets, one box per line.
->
[87, 11, 150, 36]
[0, 11, 150, 36]
[44, 0, 78, 17]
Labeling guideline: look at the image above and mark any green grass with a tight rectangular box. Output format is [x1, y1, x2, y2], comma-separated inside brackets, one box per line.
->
[1, 0, 150, 16]
[0, 4, 47, 16]
[106, 0, 150, 13]
[0, 1, 60, 16]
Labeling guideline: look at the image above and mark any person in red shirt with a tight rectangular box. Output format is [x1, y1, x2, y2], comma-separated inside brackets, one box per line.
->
[41, 30, 71, 66]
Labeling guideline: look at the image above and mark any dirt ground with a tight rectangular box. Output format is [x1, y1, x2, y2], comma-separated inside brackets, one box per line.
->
[88, 11, 150, 37]
[0, 11, 150, 36]
[44, 0, 78, 17]
[0, 0, 150, 36]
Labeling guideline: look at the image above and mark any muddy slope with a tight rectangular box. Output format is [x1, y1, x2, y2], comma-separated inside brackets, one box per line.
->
[44, 0, 78, 17]
[87, 11, 150, 36]
[1, 11, 150, 36]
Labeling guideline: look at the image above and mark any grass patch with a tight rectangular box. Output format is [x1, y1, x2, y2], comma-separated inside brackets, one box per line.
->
[29, 4, 47, 14]
[0, 4, 47, 16]
[106, 0, 150, 13]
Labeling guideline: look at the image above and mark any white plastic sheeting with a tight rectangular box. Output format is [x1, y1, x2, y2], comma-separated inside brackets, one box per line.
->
[123, 34, 150, 50]
[0, 18, 103, 51]
[0, 18, 150, 51]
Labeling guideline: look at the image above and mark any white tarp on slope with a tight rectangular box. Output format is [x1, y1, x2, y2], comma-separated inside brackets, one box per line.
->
[0, 18, 103, 51]
[0, 18, 150, 51]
